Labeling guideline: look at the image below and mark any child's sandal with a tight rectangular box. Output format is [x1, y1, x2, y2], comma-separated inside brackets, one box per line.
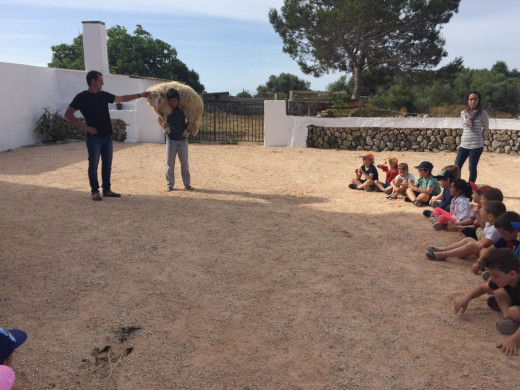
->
[426, 252, 446, 261]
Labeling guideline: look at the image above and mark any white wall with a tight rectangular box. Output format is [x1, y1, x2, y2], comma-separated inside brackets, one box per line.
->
[264, 100, 520, 148]
[0, 61, 164, 152]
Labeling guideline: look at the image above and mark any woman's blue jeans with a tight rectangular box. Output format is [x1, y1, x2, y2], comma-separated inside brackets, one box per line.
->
[454, 146, 483, 183]
[86, 135, 113, 193]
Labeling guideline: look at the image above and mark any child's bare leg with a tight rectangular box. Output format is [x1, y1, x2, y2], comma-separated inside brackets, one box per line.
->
[405, 187, 417, 201]
[351, 178, 362, 185]
[357, 179, 373, 190]
[495, 288, 513, 318]
[433, 241, 480, 260]
[397, 186, 407, 195]
[508, 306, 520, 322]
[416, 193, 430, 203]
[436, 237, 476, 251]
[374, 181, 386, 192]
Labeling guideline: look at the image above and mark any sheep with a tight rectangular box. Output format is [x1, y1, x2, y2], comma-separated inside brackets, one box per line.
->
[145, 81, 203, 137]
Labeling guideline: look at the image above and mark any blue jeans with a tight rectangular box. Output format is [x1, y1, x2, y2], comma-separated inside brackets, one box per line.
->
[86, 136, 113, 193]
[454, 146, 483, 183]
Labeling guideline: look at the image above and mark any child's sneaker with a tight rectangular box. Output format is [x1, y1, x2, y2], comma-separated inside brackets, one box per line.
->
[348, 184, 358, 190]
[496, 317, 520, 335]
[433, 222, 446, 230]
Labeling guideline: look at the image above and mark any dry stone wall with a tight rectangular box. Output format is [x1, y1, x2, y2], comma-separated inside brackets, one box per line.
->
[307, 126, 520, 154]
[66, 119, 127, 142]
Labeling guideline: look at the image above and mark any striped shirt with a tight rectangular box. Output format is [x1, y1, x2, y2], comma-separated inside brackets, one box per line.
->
[459, 110, 489, 149]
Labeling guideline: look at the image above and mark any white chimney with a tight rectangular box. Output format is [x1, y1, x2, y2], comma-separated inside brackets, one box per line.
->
[82, 21, 110, 74]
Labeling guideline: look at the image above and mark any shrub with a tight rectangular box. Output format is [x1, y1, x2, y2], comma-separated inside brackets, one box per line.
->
[33, 108, 68, 143]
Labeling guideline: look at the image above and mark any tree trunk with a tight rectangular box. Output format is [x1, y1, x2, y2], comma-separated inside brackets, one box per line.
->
[351, 65, 363, 101]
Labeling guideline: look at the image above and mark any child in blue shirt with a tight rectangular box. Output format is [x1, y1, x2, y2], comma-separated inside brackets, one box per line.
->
[348, 152, 379, 192]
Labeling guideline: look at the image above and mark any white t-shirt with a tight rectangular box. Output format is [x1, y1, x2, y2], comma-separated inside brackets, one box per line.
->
[483, 222, 501, 242]
[396, 173, 415, 183]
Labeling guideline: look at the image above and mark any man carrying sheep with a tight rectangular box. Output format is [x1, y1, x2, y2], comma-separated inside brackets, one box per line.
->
[158, 88, 194, 192]
[65, 70, 149, 201]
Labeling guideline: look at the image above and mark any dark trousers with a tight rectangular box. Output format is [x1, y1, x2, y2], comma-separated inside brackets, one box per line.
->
[86, 136, 113, 194]
[455, 146, 483, 183]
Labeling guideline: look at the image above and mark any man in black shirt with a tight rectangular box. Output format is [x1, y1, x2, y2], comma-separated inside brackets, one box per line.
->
[65, 70, 149, 201]
[158, 88, 194, 192]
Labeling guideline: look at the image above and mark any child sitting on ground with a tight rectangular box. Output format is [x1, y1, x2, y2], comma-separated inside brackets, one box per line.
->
[0, 365, 15, 390]
[405, 161, 441, 207]
[374, 156, 399, 193]
[456, 187, 503, 240]
[471, 212, 520, 275]
[453, 248, 520, 355]
[0, 327, 26, 390]
[429, 179, 473, 231]
[423, 169, 455, 218]
[447, 183, 491, 235]
[425, 200, 505, 261]
[349, 152, 379, 191]
[387, 163, 415, 200]
[428, 165, 460, 210]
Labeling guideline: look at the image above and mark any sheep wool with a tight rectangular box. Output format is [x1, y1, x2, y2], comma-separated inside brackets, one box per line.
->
[145, 81, 203, 136]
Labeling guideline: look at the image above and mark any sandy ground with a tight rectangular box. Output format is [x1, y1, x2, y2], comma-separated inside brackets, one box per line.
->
[1, 141, 520, 390]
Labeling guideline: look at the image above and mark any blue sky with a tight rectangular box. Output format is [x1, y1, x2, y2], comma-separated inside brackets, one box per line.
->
[1, 0, 519, 95]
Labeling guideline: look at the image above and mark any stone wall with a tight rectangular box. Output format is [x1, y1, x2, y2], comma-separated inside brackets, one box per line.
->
[66, 119, 127, 142]
[307, 126, 520, 154]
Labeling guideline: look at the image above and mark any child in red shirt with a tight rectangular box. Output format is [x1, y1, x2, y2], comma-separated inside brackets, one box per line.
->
[375, 156, 399, 193]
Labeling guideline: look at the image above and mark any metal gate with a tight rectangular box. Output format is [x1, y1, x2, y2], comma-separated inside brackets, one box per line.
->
[191, 100, 264, 142]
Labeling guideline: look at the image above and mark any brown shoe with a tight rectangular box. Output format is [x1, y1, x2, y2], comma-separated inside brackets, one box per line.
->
[185, 185, 195, 191]
[165, 187, 173, 192]
[103, 190, 121, 197]
[91, 192, 102, 201]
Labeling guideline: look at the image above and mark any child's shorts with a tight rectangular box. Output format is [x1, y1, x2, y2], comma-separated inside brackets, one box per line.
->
[381, 183, 391, 188]
[412, 191, 432, 200]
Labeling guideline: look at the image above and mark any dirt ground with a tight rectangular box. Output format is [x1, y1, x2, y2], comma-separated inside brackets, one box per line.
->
[1, 141, 520, 390]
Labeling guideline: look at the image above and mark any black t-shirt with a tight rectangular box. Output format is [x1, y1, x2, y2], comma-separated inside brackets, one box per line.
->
[69, 91, 115, 137]
[166, 108, 187, 141]
[493, 238, 520, 251]
[489, 280, 520, 306]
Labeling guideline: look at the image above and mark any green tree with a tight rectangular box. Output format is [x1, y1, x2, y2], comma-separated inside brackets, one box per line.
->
[236, 90, 252, 98]
[48, 25, 204, 93]
[49, 35, 85, 70]
[326, 75, 350, 93]
[255, 73, 311, 99]
[269, 0, 460, 100]
[449, 61, 520, 114]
